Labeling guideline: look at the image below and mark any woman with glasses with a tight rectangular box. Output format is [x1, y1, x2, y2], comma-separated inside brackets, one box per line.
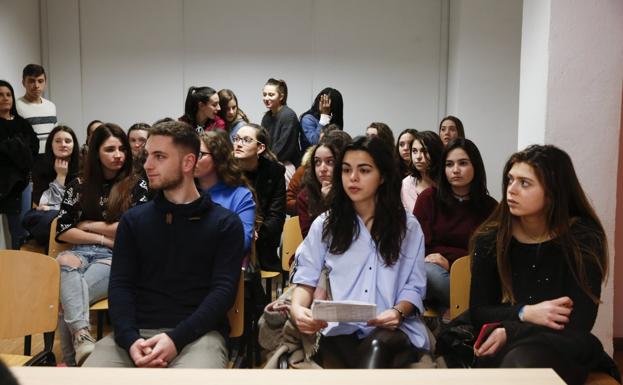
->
[234, 124, 285, 272]
[195, 131, 255, 254]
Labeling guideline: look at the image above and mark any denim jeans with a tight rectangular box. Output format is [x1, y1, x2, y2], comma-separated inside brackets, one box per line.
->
[6, 183, 32, 249]
[59, 244, 112, 333]
[425, 261, 450, 309]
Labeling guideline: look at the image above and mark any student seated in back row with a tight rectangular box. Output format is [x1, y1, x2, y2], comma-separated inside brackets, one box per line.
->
[84, 121, 244, 368]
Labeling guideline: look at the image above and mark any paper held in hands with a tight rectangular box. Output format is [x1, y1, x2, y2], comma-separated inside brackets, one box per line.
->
[311, 300, 377, 322]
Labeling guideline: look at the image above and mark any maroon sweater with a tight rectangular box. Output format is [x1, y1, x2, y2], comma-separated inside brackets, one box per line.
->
[413, 187, 497, 265]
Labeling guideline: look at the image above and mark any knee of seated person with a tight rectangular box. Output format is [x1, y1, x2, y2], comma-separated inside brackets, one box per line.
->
[56, 252, 81, 269]
[499, 344, 549, 368]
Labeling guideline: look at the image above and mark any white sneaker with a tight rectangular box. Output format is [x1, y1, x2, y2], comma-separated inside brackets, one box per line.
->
[73, 332, 96, 366]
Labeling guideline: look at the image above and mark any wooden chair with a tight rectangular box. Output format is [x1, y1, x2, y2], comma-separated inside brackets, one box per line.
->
[0, 250, 59, 366]
[449, 255, 471, 320]
[281, 216, 303, 287]
[48, 218, 109, 340]
[449, 255, 619, 385]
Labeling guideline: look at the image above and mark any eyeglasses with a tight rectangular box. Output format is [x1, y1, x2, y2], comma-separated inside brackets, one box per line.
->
[199, 151, 212, 159]
[233, 136, 262, 146]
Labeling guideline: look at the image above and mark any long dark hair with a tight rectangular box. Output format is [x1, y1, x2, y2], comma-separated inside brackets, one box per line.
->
[395, 128, 418, 178]
[243, 123, 280, 163]
[183, 86, 218, 127]
[322, 136, 406, 266]
[82, 123, 135, 222]
[367, 122, 395, 152]
[437, 138, 489, 209]
[44, 125, 80, 176]
[301, 131, 352, 217]
[300, 88, 344, 129]
[32, 125, 81, 204]
[409, 130, 444, 182]
[471, 145, 608, 304]
[438, 115, 465, 139]
[0, 80, 19, 118]
[217, 89, 249, 131]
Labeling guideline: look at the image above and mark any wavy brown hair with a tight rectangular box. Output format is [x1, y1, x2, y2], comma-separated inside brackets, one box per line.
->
[82, 123, 136, 223]
[470, 144, 608, 304]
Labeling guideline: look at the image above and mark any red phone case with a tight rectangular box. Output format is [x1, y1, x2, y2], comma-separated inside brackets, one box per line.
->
[474, 321, 502, 350]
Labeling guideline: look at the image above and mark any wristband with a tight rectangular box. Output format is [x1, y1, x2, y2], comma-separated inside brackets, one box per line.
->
[518, 305, 525, 322]
[99, 234, 104, 246]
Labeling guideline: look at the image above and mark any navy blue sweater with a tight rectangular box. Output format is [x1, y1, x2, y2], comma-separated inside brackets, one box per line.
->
[109, 191, 244, 352]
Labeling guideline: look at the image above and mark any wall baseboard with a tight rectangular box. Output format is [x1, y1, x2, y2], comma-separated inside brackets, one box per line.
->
[614, 337, 623, 351]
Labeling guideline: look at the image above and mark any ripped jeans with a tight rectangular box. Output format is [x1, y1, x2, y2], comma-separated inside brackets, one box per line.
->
[58, 244, 112, 333]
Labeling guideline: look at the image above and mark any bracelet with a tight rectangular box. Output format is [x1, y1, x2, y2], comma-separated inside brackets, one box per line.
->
[392, 306, 406, 320]
[99, 234, 104, 246]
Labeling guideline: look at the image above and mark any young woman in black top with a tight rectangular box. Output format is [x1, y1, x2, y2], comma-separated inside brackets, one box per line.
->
[469, 145, 615, 385]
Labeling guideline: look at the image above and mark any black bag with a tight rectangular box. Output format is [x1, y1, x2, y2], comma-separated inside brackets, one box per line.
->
[435, 310, 476, 368]
[22, 209, 58, 246]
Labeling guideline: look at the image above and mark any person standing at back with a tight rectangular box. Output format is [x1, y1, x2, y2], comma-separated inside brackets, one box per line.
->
[261, 78, 304, 185]
[16, 64, 57, 154]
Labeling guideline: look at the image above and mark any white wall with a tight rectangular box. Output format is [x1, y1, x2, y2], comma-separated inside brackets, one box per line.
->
[44, 0, 448, 146]
[447, 0, 523, 201]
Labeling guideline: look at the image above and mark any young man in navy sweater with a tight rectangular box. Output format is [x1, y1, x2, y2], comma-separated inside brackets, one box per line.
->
[84, 121, 244, 368]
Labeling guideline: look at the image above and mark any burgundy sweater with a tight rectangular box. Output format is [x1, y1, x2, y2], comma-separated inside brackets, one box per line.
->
[413, 187, 497, 265]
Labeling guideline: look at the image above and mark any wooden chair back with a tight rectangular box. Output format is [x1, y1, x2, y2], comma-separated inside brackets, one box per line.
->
[227, 270, 244, 338]
[281, 216, 303, 272]
[0, 250, 60, 339]
[449, 255, 471, 320]
[48, 217, 70, 258]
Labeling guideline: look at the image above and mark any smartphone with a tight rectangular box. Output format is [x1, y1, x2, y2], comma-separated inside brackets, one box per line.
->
[474, 321, 502, 350]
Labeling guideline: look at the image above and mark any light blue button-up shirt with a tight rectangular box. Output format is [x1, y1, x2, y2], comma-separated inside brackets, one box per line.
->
[292, 211, 430, 350]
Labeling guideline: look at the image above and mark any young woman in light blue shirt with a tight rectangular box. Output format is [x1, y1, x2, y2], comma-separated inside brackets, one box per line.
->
[290, 135, 429, 368]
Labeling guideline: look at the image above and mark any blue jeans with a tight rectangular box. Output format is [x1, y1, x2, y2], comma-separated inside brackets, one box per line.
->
[6, 183, 32, 249]
[58, 245, 112, 333]
[425, 261, 450, 309]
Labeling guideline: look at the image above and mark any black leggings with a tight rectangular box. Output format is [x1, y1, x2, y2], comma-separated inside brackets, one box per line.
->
[315, 328, 423, 368]
[478, 343, 588, 385]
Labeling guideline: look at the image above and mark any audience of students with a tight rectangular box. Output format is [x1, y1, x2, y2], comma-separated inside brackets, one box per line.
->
[55, 123, 148, 365]
[401, 131, 444, 213]
[180, 86, 225, 133]
[470, 144, 617, 384]
[234, 124, 285, 272]
[300, 87, 344, 145]
[217, 89, 249, 141]
[438, 115, 465, 146]
[1, 65, 616, 379]
[414, 138, 497, 312]
[291, 136, 429, 368]
[23, 125, 80, 246]
[395, 128, 418, 179]
[296, 130, 352, 237]
[195, 130, 256, 254]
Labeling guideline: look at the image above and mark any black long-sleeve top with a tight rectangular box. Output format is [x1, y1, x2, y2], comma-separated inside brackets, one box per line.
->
[261, 105, 302, 166]
[0, 116, 38, 212]
[470, 218, 607, 367]
[108, 191, 244, 352]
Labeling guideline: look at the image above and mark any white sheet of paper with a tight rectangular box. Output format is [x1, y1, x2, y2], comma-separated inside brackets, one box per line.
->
[311, 299, 377, 322]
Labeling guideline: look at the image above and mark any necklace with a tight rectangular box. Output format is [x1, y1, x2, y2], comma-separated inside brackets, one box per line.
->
[453, 192, 470, 202]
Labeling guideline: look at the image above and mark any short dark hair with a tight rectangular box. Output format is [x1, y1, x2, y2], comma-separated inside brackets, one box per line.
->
[149, 120, 199, 159]
[265, 78, 288, 105]
[22, 64, 46, 79]
[128, 122, 151, 135]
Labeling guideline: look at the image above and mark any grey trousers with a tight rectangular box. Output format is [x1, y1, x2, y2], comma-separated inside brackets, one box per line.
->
[83, 329, 228, 368]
